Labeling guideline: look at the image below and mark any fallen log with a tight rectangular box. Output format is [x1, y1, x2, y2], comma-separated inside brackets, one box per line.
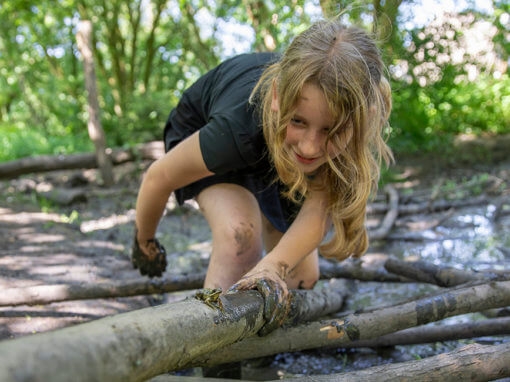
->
[367, 195, 487, 216]
[182, 280, 510, 368]
[1, 256, 403, 307]
[0, 273, 206, 307]
[341, 316, 510, 348]
[384, 256, 505, 287]
[0, 286, 346, 382]
[0, 141, 164, 179]
[275, 342, 510, 382]
[368, 184, 399, 240]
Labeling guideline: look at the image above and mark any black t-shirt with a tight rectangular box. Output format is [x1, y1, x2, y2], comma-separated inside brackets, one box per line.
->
[163, 52, 279, 174]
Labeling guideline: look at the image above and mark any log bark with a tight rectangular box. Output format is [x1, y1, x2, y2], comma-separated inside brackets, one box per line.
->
[1, 257, 402, 307]
[0, 142, 164, 179]
[76, 20, 114, 187]
[276, 342, 510, 382]
[342, 317, 510, 348]
[384, 256, 505, 287]
[182, 280, 510, 368]
[0, 287, 346, 382]
[368, 184, 399, 240]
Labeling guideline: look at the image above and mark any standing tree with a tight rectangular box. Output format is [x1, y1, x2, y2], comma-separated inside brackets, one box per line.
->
[76, 20, 114, 186]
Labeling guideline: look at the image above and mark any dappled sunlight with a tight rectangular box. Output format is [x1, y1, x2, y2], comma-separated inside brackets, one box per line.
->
[80, 209, 135, 233]
[0, 210, 63, 225]
[75, 240, 125, 251]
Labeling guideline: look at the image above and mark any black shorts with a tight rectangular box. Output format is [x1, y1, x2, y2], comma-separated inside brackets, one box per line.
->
[164, 118, 300, 233]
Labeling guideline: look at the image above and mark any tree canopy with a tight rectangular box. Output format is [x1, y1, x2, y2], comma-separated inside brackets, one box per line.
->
[0, 0, 508, 161]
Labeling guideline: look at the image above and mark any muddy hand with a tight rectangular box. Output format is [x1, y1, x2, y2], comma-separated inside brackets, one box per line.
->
[131, 231, 167, 278]
[229, 262, 291, 336]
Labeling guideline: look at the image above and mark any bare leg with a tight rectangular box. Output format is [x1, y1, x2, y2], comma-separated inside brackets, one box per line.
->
[261, 214, 320, 290]
[197, 184, 263, 291]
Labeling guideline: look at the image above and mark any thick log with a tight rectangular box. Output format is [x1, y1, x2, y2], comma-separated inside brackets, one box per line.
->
[367, 195, 488, 216]
[276, 342, 510, 382]
[1, 257, 401, 307]
[368, 184, 399, 240]
[0, 142, 164, 179]
[182, 280, 510, 368]
[343, 317, 510, 348]
[384, 256, 504, 287]
[0, 287, 346, 382]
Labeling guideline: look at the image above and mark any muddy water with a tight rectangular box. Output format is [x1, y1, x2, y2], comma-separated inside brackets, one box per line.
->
[167, 201, 510, 379]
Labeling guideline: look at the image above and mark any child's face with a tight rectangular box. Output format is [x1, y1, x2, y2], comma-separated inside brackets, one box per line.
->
[284, 83, 346, 174]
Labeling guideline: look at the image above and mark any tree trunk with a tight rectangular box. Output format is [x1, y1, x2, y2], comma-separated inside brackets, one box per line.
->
[182, 280, 510, 368]
[276, 342, 510, 382]
[343, 316, 510, 348]
[0, 287, 346, 381]
[0, 256, 401, 307]
[0, 141, 164, 179]
[76, 20, 114, 187]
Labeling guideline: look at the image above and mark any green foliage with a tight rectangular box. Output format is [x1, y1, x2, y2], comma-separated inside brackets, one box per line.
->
[0, 0, 508, 161]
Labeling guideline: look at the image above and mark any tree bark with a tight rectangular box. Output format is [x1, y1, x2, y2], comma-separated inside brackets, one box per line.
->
[182, 280, 510, 368]
[342, 316, 510, 348]
[0, 287, 346, 381]
[275, 342, 510, 382]
[0, 141, 164, 179]
[0, 256, 402, 307]
[368, 184, 399, 240]
[384, 256, 506, 287]
[76, 20, 114, 187]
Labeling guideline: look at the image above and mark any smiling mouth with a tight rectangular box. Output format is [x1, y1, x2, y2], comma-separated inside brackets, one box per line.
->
[294, 152, 318, 165]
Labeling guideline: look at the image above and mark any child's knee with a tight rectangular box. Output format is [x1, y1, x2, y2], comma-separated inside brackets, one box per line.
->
[215, 220, 263, 261]
[292, 269, 320, 290]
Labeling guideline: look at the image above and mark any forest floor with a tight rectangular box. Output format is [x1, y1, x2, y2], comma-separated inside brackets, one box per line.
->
[0, 134, 509, 379]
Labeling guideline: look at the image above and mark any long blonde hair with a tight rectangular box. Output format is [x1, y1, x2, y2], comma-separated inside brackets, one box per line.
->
[251, 19, 393, 260]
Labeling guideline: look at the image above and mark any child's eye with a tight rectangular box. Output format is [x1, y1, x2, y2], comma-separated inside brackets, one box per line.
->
[291, 118, 304, 125]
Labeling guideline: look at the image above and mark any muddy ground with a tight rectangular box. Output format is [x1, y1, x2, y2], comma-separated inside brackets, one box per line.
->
[0, 135, 509, 379]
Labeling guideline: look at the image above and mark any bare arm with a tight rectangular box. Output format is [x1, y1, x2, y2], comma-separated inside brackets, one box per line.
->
[135, 131, 213, 244]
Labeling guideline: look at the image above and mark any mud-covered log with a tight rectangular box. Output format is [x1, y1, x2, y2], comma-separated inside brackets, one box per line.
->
[0, 142, 164, 179]
[183, 280, 510, 368]
[343, 317, 510, 348]
[1, 257, 400, 307]
[276, 342, 510, 382]
[368, 184, 399, 240]
[384, 256, 505, 287]
[0, 286, 346, 382]
[0, 273, 206, 307]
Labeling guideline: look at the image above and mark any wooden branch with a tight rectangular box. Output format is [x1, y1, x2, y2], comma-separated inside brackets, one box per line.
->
[0, 273, 206, 307]
[1, 256, 401, 307]
[0, 141, 164, 179]
[384, 256, 506, 287]
[0, 287, 346, 381]
[368, 184, 399, 240]
[182, 280, 510, 368]
[367, 195, 488, 216]
[272, 342, 510, 382]
[343, 316, 510, 348]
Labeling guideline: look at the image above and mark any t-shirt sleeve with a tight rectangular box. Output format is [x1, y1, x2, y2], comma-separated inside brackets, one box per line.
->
[199, 114, 247, 174]
[199, 102, 264, 174]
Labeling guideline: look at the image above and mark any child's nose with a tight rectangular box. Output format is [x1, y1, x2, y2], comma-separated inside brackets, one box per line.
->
[300, 131, 323, 157]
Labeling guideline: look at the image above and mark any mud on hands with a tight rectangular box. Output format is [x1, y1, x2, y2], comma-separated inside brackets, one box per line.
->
[228, 260, 291, 336]
[131, 230, 168, 278]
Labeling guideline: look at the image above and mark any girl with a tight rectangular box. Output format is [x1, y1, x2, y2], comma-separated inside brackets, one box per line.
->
[131, 19, 393, 335]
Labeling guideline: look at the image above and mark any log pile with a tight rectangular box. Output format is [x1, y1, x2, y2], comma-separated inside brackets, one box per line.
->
[0, 257, 509, 381]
